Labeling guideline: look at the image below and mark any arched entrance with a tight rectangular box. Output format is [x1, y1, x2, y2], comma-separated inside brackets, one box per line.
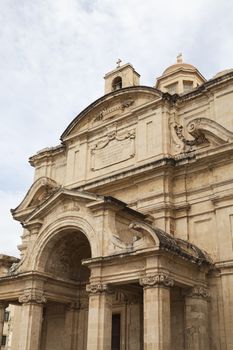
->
[40, 229, 91, 350]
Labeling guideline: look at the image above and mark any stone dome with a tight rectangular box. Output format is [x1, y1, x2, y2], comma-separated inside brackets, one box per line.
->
[156, 54, 206, 94]
[212, 69, 233, 79]
[162, 62, 197, 76]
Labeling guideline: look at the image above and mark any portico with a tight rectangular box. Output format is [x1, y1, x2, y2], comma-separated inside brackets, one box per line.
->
[0, 187, 211, 350]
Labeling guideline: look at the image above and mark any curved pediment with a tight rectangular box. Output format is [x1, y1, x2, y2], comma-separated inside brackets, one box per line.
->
[12, 177, 59, 222]
[170, 117, 233, 154]
[129, 221, 211, 265]
[61, 86, 162, 141]
[186, 117, 233, 146]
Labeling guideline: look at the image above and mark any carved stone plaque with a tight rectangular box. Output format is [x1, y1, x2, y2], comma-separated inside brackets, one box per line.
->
[91, 130, 135, 170]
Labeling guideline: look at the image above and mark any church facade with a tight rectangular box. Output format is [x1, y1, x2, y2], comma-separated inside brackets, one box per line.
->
[1, 57, 233, 350]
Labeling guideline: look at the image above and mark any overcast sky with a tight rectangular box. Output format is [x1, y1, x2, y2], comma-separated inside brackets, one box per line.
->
[1, 0, 233, 257]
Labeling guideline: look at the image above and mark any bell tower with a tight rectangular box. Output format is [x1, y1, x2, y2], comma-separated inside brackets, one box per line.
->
[104, 60, 140, 94]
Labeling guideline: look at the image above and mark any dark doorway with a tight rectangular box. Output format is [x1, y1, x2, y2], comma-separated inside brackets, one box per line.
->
[111, 314, 121, 350]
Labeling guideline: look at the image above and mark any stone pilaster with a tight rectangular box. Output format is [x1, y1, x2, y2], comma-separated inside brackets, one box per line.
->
[86, 283, 113, 350]
[184, 285, 210, 350]
[140, 274, 174, 350]
[64, 302, 80, 350]
[0, 302, 7, 346]
[17, 290, 46, 350]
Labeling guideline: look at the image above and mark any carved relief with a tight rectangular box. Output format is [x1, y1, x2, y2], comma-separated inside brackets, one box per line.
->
[19, 290, 47, 304]
[139, 274, 174, 288]
[93, 99, 135, 123]
[91, 129, 135, 170]
[60, 199, 80, 213]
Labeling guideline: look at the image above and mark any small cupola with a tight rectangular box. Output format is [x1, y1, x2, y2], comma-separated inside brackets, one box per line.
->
[104, 59, 140, 94]
[155, 53, 206, 94]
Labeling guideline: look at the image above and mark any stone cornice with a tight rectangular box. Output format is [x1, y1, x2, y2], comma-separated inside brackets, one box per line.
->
[29, 144, 66, 167]
[176, 70, 233, 103]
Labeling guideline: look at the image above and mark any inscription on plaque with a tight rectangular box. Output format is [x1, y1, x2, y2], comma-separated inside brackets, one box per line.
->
[91, 130, 135, 170]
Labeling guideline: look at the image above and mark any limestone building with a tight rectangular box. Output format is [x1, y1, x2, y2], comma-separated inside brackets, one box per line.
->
[0, 55, 233, 349]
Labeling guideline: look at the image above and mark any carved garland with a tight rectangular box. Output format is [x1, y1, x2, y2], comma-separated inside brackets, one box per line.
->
[139, 274, 174, 288]
[91, 129, 135, 152]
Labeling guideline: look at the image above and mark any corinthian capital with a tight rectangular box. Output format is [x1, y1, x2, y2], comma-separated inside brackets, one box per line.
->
[139, 274, 174, 288]
[18, 290, 47, 304]
[185, 285, 210, 299]
[86, 283, 109, 294]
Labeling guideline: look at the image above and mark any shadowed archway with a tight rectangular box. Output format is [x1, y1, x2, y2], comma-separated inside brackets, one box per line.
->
[40, 229, 92, 350]
[44, 230, 91, 282]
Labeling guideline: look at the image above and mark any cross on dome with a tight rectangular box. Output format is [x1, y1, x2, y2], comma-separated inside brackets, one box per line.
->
[177, 53, 183, 63]
[116, 59, 122, 68]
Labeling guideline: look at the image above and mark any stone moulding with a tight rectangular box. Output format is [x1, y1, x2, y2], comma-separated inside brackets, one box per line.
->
[139, 274, 174, 288]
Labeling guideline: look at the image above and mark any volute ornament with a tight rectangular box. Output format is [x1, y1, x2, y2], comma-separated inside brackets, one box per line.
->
[139, 274, 174, 288]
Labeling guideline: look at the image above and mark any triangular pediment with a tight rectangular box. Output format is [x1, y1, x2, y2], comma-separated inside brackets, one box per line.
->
[16, 187, 103, 225]
[61, 86, 162, 141]
[12, 177, 60, 222]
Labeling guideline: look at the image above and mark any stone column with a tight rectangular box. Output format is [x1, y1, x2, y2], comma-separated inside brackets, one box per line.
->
[140, 274, 174, 350]
[17, 290, 46, 350]
[0, 302, 7, 346]
[86, 283, 113, 350]
[64, 301, 80, 350]
[184, 286, 210, 350]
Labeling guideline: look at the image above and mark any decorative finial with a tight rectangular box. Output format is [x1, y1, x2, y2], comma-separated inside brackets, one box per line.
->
[116, 59, 122, 68]
[177, 53, 183, 63]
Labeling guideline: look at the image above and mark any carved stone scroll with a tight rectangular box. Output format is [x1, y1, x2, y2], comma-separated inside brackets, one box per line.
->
[139, 274, 174, 288]
[170, 116, 233, 155]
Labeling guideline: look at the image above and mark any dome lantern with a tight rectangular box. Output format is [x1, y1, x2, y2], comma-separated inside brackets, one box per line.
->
[155, 54, 206, 94]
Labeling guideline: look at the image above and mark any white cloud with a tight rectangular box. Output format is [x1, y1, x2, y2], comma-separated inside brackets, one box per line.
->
[0, 0, 233, 256]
